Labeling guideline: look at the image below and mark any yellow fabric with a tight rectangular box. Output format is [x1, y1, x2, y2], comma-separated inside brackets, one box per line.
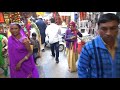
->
[67, 43, 78, 72]
[7, 30, 11, 38]
[36, 12, 45, 16]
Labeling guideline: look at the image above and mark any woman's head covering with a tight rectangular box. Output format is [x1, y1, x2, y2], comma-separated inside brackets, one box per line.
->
[10, 23, 26, 37]
[10, 23, 21, 29]
[69, 21, 76, 28]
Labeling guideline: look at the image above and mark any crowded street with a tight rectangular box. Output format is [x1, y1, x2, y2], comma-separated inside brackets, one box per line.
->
[0, 12, 120, 78]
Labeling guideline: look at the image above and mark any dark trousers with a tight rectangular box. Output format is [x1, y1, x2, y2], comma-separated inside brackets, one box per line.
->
[41, 35, 46, 44]
[33, 48, 38, 64]
[50, 42, 59, 61]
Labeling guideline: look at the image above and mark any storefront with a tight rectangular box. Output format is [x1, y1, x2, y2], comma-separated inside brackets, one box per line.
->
[0, 12, 21, 36]
[0, 12, 8, 35]
[9, 12, 21, 23]
[58, 12, 71, 27]
[79, 12, 100, 36]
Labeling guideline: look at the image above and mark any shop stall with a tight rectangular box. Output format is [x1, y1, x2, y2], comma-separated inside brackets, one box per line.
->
[58, 12, 71, 27]
[9, 12, 21, 23]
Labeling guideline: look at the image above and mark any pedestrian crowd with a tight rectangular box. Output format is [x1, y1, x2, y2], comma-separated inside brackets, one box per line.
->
[0, 13, 120, 78]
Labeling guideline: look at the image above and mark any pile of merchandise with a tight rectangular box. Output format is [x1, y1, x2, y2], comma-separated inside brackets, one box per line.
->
[9, 12, 21, 23]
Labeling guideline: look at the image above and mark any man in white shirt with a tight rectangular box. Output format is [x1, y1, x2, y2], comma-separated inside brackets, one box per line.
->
[45, 18, 61, 64]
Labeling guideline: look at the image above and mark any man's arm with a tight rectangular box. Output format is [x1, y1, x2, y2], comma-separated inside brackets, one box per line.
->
[78, 44, 91, 78]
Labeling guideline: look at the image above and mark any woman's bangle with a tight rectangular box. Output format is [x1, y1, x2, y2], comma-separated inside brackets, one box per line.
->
[24, 56, 28, 60]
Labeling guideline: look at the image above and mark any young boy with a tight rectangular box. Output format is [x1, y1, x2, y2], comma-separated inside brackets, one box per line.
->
[30, 33, 41, 65]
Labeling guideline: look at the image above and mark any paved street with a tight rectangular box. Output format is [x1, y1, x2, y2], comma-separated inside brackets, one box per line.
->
[5, 48, 78, 78]
[37, 48, 78, 78]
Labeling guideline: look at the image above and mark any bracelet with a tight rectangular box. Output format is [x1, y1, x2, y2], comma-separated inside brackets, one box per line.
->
[24, 56, 28, 60]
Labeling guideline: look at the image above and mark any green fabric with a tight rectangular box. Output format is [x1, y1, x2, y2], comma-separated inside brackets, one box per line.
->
[0, 34, 8, 77]
[31, 22, 40, 36]
[23, 27, 27, 32]
[0, 34, 5, 66]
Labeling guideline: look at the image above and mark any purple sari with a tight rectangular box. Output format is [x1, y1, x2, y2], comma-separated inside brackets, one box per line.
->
[65, 29, 78, 52]
[8, 32, 39, 78]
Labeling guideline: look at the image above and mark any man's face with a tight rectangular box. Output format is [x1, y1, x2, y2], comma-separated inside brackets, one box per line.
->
[98, 20, 119, 43]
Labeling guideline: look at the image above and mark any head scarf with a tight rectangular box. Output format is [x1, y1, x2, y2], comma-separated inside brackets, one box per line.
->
[69, 21, 76, 28]
[10, 23, 26, 37]
[65, 21, 78, 52]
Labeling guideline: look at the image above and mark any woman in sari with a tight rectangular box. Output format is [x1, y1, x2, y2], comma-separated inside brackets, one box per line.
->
[65, 21, 82, 72]
[0, 34, 8, 77]
[8, 23, 39, 78]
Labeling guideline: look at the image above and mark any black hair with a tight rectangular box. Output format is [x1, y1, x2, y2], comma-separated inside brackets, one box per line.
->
[16, 24, 21, 29]
[98, 13, 120, 26]
[32, 33, 37, 37]
[50, 18, 55, 23]
[30, 18, 36, 22]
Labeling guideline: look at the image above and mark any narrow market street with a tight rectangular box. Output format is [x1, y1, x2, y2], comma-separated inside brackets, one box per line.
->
[1, 12, 119, 78]
[36, 48, 78, 78]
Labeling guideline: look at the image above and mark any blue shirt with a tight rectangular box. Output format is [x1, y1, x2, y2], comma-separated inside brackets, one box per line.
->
[78, 35, 120, 78]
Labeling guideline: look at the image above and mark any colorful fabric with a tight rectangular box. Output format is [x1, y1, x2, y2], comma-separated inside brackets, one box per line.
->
[78, 35, 120, 78]
[67, 43, 78, 72]
[69, 21, 76, 27]
[0, 34, 8, 77]
[8, 32, 39, 78]
[7, 30, 11, 38]
[0, 34, 5, 66]
[65, 29, 78, 53]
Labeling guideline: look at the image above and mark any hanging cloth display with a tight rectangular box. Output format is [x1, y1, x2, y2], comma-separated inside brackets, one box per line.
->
[0, 12, 4, 23]
[80, 12, 87, 21]
[83, 12, 87, 20]
[80, 12, 83, 21]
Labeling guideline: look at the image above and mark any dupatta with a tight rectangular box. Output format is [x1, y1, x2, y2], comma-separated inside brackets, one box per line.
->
[8, 32, 39, 78]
